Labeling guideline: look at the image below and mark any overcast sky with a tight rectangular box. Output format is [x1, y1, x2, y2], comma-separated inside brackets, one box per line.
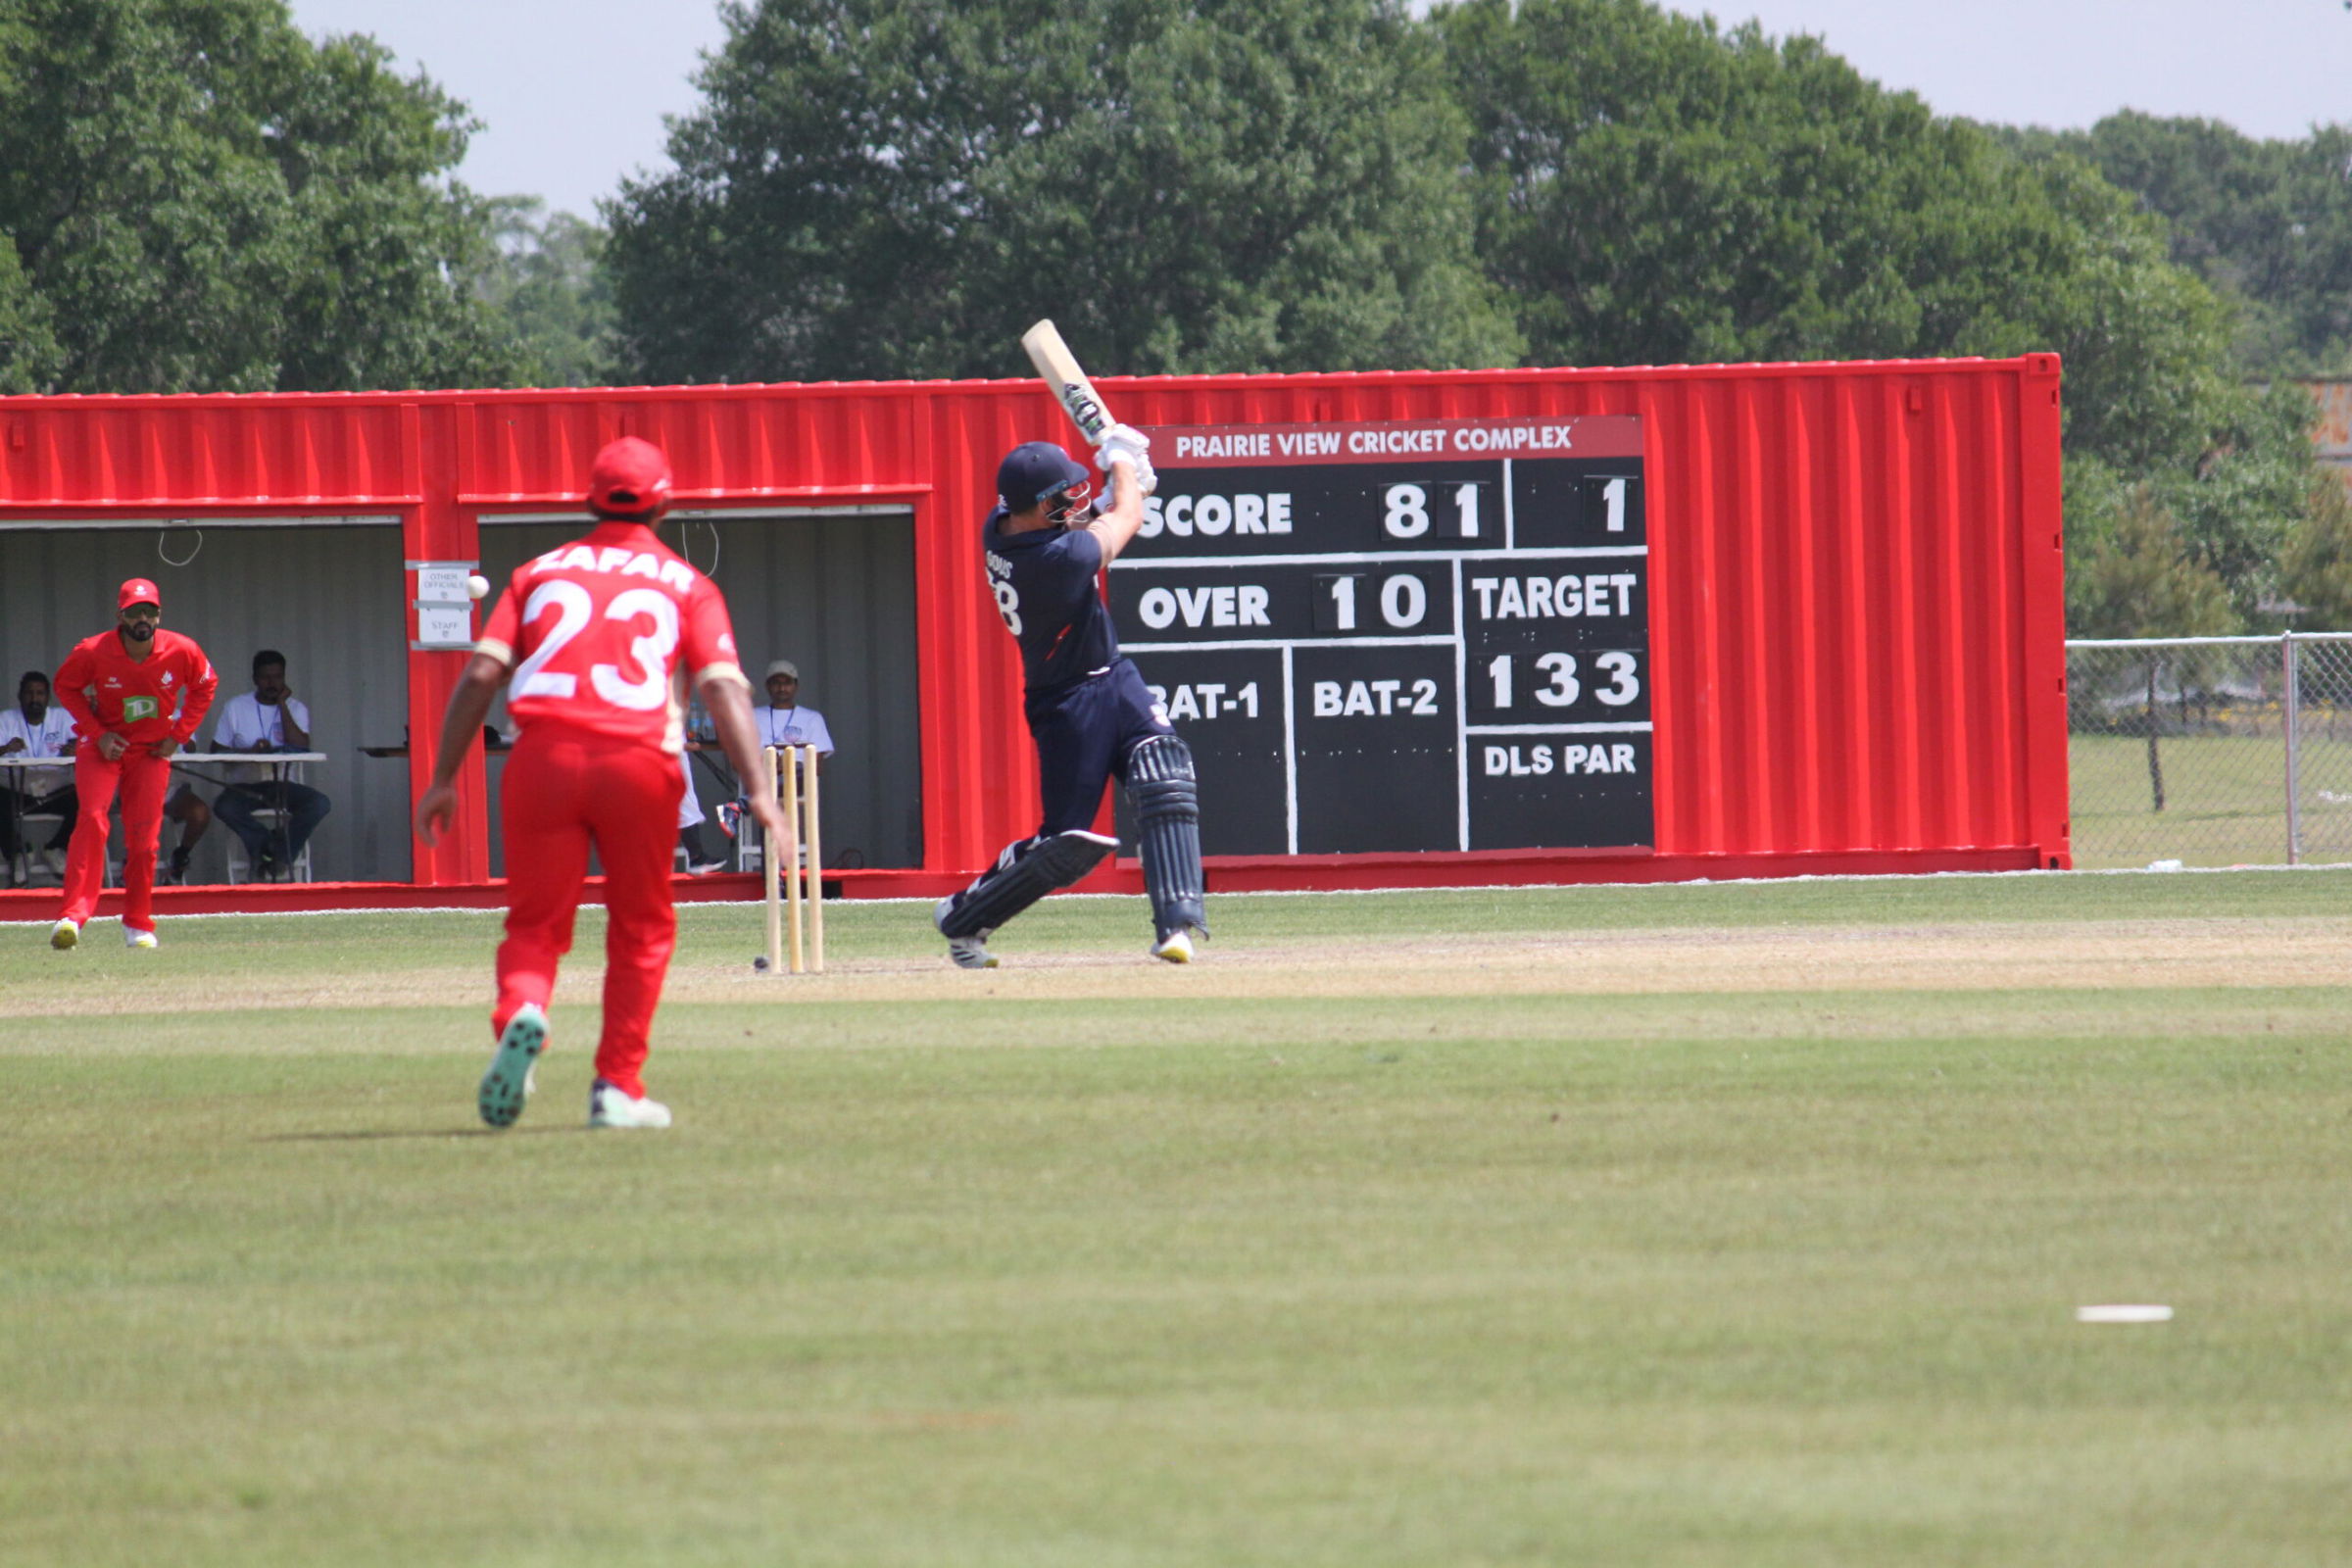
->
[286, 0, 2352, 220]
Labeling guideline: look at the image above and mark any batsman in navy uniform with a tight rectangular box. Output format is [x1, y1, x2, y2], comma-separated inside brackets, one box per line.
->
[934, 428, 1208, 966]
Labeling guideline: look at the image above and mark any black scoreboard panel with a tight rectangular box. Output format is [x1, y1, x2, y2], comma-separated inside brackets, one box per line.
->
[1115, 416, 1652, 858]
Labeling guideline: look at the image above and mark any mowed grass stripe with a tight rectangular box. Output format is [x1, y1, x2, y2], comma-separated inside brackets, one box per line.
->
[2, 877, 2349, 1566]
[2, 986, 2349, 1057]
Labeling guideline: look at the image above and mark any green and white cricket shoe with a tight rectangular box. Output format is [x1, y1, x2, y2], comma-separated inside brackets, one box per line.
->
[478, 1003, 547, 1129]
[588, 1079, 672, 1130]
[48, 918, 78, 951]
[123, 925, 158, 950]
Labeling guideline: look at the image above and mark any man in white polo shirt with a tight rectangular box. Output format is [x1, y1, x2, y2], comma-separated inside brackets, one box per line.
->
[209, 648, 331, 879]
[0, 669, 79, 877]
[754, 660, 833, 766]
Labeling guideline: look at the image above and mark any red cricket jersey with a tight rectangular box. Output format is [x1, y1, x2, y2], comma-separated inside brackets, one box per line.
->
[53, 627, 219, 752]
[476, 521, 748, 751]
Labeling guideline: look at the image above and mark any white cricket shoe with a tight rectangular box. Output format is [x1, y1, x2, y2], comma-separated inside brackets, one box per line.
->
[48, 918, 79, 951]
[935, 895, 1000, 969]
[478, 1003, 547, 1129]
[588, 1079, 672, 1130]
[947, 935, 999, 969]
[123, 925, 158, 950]
[1151, 928, 1197, 964]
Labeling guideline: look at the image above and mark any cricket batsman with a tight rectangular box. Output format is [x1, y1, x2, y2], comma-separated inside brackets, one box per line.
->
[414, 437, 791, 1130]
[47, 578, 219, 951]
[932, 430, 1207, 967]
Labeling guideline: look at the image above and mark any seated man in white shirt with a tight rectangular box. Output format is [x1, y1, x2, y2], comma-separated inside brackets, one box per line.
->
[753, 660, 834, 767]
[726, 660, 834, 865]
[0, 669, 79, 877]
[210, 649, 331, 880]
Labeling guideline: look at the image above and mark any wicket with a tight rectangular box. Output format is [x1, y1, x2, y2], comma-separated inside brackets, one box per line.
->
[760, 744, 825, 974]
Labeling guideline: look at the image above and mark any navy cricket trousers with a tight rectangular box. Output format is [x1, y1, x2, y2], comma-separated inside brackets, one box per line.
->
[1025, 660, 1172, 836]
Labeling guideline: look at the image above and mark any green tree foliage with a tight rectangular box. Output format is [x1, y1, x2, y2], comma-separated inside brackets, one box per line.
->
[2278, 478, 2352, 628]
[2066, 482, 2235, 640]
[475, 199, 615, 387]
[1436, 0, 2081, 368]
[2003, 113, 2352, 375]
[1431, 0, 2319, 630]
[0, 0, 515, 392]
[606, 0, 1521, 383]
[2012, 155, 2321, 627]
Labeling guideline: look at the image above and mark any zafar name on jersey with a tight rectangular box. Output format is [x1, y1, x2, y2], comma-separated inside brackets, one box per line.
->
[476, 535, 741, 752]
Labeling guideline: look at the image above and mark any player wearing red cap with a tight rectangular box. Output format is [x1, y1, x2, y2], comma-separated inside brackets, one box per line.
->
[47, 578, 219, 950]
[415, 437, 791, 1130]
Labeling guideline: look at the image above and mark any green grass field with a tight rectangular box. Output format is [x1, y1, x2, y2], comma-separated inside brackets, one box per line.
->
[2070, 732, 2352, 868]
[4, 875, 2349, 1566]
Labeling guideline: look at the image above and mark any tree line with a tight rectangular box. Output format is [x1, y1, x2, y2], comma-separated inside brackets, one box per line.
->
[8, 0, 2352, 634]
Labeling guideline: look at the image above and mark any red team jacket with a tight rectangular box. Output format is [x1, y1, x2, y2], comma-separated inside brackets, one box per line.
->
[476, 521, 747, 748]
[53, 628, 219, 753]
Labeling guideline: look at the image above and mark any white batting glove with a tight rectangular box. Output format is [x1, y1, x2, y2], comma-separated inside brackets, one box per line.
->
[1097, 423, 1151, 473]
[1105, 454, 1157, 507]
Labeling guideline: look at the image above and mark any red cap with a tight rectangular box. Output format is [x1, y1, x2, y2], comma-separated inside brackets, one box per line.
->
[119, 577, 161, 610]
[587, 437, 672, 519]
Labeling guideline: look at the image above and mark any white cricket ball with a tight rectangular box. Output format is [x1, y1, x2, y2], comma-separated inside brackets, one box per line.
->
[466, 573, 491, 600]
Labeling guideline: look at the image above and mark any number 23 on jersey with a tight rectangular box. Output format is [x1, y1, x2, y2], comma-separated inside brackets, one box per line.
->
[512, 581, 680, 711]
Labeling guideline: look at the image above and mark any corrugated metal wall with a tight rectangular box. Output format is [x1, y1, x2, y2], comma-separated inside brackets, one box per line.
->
[0, 521, 412, 881]
[0, 358, 2069, 887]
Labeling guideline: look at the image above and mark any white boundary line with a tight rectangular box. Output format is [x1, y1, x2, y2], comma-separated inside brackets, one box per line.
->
[10, 860, 2345, 925]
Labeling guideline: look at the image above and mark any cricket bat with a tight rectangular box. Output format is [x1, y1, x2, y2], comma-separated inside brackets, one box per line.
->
[1021, 318, 1115, 448]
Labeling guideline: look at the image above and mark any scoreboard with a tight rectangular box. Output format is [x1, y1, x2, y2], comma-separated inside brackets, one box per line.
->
[1112, 415, 1652, 857]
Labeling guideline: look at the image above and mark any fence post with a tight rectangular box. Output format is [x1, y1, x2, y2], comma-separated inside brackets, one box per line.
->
[2284, 632, 2302, 865]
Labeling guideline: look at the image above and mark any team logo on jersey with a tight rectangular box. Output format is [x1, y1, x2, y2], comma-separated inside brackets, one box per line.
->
[161, 671, 175, 687]
[122, 696, 160, 722]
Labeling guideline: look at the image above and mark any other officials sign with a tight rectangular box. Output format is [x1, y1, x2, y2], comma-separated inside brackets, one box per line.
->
[1111, 416, 1652, 858]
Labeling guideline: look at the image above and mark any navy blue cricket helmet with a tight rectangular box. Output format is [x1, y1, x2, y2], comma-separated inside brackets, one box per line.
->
[996, 441, 1091, 514]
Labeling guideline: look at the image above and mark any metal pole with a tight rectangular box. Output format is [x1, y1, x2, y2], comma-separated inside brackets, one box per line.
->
[2284, 632, 2302, 865]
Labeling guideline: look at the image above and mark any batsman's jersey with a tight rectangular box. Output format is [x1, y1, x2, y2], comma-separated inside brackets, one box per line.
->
[983, 507, 1116, 692]
[476, 521, 747, 752]
[53, 628, 218, 751]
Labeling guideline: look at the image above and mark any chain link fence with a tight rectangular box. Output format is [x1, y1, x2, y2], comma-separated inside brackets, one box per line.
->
[2067, 634, 2352, 868]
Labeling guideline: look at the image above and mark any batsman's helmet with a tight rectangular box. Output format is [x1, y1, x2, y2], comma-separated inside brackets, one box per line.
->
[588, 437, 673, 521]
[996, 441, 1091, 514]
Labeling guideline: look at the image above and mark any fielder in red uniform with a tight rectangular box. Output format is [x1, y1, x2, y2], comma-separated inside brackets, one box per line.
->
[415, 438, 791, 1131]
[48, 578, 219, 951]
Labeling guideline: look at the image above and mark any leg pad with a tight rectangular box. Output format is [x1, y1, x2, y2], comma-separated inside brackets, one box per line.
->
[936, 829, 1117, 938]
[1127, 734, 1205, 940]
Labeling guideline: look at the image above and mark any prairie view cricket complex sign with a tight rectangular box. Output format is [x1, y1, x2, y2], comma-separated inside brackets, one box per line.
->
[1111, 416, 1650, 857]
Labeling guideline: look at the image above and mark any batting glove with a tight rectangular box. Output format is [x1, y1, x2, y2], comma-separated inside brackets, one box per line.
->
[1107, 455, 1157, 506]
[1097, 423, 1151, 472]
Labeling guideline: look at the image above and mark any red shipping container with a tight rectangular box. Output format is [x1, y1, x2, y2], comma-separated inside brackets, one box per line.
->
[0, 355, 2067, 914]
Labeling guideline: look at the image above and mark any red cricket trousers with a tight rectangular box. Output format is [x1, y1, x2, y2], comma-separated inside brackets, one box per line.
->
[493, 726, 685, 1098]
[60, 745, 171, 930]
